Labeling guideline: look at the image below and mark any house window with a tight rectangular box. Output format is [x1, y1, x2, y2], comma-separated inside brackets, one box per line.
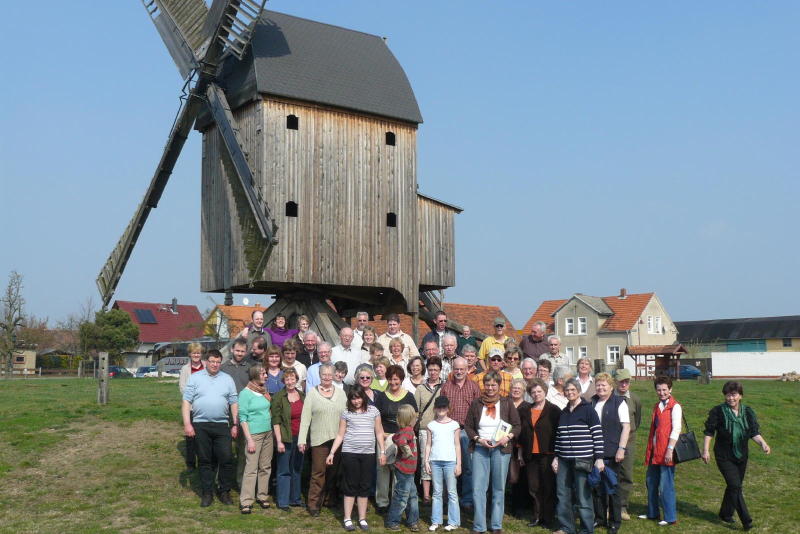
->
[579, 346, 587, 359]
[385, 131, 396, 146]
[565, 318, 575, 335]
[286, 114, 299, 130]
[783, 338, 793, 348]
[607, 345, 621, 364]
[646, 315, 653, 333]
[578, 317, 587, 335]
[654, 316, 662, 334]
[285, 201, 298, 217]
[565, 347, 575, 364]
[14, 356, 25, 364]
[386, 212, 397, 227]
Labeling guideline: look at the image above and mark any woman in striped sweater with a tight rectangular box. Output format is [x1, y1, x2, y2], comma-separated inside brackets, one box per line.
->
[552, 378, 605, 534]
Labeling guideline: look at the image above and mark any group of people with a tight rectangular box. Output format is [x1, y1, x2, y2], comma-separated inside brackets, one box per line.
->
[179, 311, 772, 533]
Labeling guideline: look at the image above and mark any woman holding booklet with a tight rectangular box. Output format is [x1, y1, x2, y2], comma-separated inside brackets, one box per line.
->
[464, 371, 521, 534]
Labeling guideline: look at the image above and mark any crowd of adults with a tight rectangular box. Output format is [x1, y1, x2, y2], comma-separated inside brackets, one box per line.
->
[180, 311, 771, 533]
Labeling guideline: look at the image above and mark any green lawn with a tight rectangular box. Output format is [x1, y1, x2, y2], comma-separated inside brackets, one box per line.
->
[0, 378, 797, 533]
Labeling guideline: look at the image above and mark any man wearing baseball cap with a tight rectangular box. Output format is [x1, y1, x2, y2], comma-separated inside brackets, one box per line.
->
[474, 348, 512, 397]
[615, 368, 642, 520]
[477, 317, 512, 361]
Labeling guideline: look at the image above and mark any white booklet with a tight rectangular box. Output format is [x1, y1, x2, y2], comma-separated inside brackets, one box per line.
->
[492, 419, 512, 443]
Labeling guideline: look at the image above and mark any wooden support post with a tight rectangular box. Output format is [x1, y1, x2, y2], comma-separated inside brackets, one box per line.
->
[97, 352, 109, 405]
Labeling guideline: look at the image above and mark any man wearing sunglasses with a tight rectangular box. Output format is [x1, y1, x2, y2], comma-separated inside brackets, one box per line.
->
[475, 348, 512, 397]
[478, 317, 512, 362]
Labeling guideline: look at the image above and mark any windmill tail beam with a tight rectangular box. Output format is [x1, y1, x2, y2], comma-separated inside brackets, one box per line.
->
[95, 94, 202, 309]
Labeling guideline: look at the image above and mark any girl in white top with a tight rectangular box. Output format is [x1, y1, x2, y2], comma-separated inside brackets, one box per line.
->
[424, 396, 461, 531]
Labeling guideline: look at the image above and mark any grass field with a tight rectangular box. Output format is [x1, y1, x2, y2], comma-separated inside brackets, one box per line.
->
[0, 377, 797, 534]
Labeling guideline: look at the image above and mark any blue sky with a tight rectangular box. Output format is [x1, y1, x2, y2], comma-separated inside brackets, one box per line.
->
[1, 1, 798, 329]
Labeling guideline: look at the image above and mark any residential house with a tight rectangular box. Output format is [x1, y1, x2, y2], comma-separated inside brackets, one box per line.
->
[113, 299, 205, 367]
[523, 289, 678, 372]
[204, 304, 267, 340]
[676, 315, 800, 356]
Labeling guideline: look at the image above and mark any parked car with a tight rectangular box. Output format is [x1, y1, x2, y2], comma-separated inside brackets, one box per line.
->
[108, 366, 134, 378]
[667, 364, 701, 380]
[135, 365, 158, 378]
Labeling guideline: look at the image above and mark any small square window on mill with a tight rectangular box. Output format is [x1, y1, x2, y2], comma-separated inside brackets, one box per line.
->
[385, 131, 396, 146]
[285, 201, 298, 217]
[286, 114, 299, 130]
[386, 212, 397, 227]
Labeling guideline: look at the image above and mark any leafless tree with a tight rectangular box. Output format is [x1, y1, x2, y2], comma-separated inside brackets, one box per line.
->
[1, 271, 25, 378]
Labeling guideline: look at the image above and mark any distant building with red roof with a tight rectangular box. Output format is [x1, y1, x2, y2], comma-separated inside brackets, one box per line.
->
[354, 302, 517, 348]
[204, 304, 269, 339]
[113, 299, 205, 353]
[521, 289, 678, 374]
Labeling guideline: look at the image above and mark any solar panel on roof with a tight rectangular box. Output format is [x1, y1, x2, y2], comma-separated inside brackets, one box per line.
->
[134, 309, 157, 324]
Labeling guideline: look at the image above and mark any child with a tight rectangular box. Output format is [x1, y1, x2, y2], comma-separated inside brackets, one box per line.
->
[386, 404, 420, 531]
[333, 361, 350, 394]
[327, 386, 386, 531]
[425, 396, 461, 531]
[371, 357, 390, 392]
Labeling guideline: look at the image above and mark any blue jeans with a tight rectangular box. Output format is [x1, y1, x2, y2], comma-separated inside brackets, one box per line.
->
[458, 430, 473, 507]
[555, 458, 594, 534]
[471, 445, 511, 532]
[276, 436, 304, 507]
[646, 464, 677, 523]
[431, 460, 460, 526]
[386, 470, 420, 527]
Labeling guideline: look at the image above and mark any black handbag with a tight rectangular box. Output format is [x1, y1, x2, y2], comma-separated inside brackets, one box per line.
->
[672, 413, 701, 463]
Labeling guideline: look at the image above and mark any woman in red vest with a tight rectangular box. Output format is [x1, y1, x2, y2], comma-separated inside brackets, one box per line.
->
[640, 375, 681, 526]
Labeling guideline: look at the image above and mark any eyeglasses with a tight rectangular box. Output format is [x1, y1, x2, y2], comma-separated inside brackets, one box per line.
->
[494, 324, 504, 328]
[505, 357, 519, 361]
[490, 357, 503, 361]
[358, 376, 372, 380]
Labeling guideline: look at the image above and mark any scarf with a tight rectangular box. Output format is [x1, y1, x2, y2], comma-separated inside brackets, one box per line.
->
[246, 380, 270, 400]
[722, 402, 749, 459]
[481, 390, 500, 418]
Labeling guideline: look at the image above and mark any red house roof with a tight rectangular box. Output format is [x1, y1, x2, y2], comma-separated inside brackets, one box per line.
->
[353, 302, 518, 345]
[522, 292, 655, 334]
[113, 300, 205, 343]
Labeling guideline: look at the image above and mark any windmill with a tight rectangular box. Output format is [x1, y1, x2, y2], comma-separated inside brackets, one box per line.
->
[97, 3, 463, 342]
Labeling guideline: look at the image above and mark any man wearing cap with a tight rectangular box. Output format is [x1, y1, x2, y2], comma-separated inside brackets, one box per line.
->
[519, 321, 550, 361]
[615, 368, 642, 520]
[478, 317, 512, 361]
[474, 348, 513, 397]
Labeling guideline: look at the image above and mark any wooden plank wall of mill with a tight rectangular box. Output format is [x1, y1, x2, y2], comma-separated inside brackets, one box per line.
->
[417, 196, 457, 289]
[201, 96, 421, 312]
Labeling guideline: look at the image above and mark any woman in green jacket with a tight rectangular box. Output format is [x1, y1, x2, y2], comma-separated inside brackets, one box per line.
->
[271, 368, 306, 510]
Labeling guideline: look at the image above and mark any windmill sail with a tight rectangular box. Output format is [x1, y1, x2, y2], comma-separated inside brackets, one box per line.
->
[97, 0, 270, 308]
[141, 0, 209, 79]
[96, 96, 202, 308]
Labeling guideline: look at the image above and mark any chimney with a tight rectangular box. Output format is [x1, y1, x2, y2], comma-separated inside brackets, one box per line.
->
[619, 288, 627, 299]
[224, 291, 233, 306]
[171, 297, 178, 314]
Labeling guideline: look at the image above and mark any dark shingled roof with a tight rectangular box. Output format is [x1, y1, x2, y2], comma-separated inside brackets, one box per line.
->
[676, 316, 800, 343]
[217, 10, 422, 124]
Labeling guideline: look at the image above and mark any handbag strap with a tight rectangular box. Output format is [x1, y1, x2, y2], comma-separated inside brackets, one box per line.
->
[680, 407, 690, 433]
[417, 383, 442, 425]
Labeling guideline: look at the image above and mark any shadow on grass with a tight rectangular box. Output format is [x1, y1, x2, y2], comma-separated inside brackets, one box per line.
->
[676, 499, 721, 523]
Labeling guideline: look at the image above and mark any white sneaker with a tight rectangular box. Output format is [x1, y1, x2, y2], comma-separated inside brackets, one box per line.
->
[638, 515, 651, 520]
[428, 525, 439, 531]
[444, 526, 459, 532]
